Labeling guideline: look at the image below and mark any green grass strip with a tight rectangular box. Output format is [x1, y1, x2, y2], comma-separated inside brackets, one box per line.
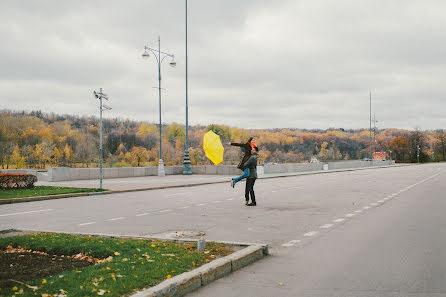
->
[0, 186, 105, 199]
[0, 233, 230, 297]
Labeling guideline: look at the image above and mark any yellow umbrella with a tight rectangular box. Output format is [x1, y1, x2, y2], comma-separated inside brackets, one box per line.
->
[203, 130, 224, 165]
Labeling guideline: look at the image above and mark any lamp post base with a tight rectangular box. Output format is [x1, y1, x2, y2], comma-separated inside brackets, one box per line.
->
[183, 150, 192, 175]
[158, 159, 166, 177]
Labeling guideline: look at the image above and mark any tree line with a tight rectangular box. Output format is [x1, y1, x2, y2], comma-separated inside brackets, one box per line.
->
[0, 110, 445, 169]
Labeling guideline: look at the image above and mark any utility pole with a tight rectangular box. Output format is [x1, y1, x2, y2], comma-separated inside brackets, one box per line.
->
[373, 113, 375, 154]
[369, 91, 372, 160]
[94, 88, 111, 190]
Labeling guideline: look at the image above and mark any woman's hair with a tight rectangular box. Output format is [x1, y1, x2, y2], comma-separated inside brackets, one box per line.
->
[248, 137, 253, 142]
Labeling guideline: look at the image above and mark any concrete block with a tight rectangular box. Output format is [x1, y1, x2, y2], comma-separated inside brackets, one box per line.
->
[76, 168, 91, 180]
[36, 171, 48, 182]
[130, 270, 201, 297]
[145, 167, 157, 176]
[118, 167, 134, 178]
[134, 167, 145, 177]
[191, 166, 206, 174]
[104, 168, 119, 179]
[227, 245, 264, 272]
[197, 258, 232, 286]
[205, 166, 217, 175]
[48, 167, 71, 182]
[257, 165, 265, 177]
[89, 168, 100, 179]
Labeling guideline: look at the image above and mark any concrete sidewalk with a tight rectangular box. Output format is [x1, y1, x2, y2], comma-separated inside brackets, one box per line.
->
[36, 164, 406, 191]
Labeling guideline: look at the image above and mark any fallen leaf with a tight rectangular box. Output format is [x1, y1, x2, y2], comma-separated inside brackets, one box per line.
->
[278, 282, 285, 286]
[97, 289, 106, 295]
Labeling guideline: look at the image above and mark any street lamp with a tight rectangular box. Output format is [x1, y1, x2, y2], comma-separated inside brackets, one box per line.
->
[183, 0, 192, 175]
[142, 36, 176, 177]
[94, 88, 112, 190]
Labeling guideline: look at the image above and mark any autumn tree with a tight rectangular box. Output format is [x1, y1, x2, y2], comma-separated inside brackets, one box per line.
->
[389, 136, 410, 162]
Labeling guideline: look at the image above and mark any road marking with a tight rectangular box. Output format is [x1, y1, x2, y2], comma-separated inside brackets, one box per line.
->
[345, 213, 355, 217]
[333, 218, 345, 223]
[196, 204, 206, 206]
[377, 200, 385, 203]
[371, 203, 378, 206]
[166, 192, 192, 197]
[179, 206, 190, 209]
[354, 210, 363, 213]
[383, 198, 389, 201]
[320, 224, 333, 229]
[0, 209, 53, 217]
[108, 217, 124, 221]
[281, 240, 301, 247]
[212, 201, 221, 203]
[363, 206, 370, 210]
[227, 198, 234, 201]
[136, 213, 149, 217]
[304, 231, 318, 237]
[159, 210, 172, 213]
[79, 222, 96, 226]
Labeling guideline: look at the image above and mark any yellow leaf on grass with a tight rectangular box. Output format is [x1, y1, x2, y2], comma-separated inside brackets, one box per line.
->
[166, 275, 172, 279]
[278, 282, 285, 286]
[98, 289, 106, 295]
[42, 279, 47, 284]
[114, 252, 120, 256]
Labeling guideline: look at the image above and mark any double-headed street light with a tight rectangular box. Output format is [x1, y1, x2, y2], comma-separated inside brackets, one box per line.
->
[94, 88, 112, 189]
[142, 36, 176, 177]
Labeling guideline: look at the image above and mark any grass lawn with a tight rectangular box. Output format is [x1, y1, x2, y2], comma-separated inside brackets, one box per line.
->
[0, 232, 234, 297]
[0, 186, 106, 199]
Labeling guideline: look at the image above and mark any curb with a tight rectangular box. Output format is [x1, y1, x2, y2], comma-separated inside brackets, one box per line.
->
[130, 244, 267, 297]
[7, 229, 268, 297]
[0, 164, 406, 205]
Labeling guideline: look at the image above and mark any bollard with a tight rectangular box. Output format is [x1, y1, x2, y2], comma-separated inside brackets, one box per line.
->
[197, 237, 206, 251]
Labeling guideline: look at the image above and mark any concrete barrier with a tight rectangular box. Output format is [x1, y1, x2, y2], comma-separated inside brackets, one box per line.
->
[39, 160, 396, 182]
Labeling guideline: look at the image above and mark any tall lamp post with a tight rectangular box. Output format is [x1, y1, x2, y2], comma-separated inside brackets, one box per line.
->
[142, 37, 176, 177]
[183, 0, 192, 175]
[94, 88, 111, 190]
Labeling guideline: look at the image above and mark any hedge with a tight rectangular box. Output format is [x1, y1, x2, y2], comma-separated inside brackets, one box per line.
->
[0, 173, 37, 189]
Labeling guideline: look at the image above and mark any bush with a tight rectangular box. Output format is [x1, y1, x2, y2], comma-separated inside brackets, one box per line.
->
[0, 173, 37, 189]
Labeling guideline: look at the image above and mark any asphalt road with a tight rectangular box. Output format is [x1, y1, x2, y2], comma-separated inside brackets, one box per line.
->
[1, 163, 445, 296]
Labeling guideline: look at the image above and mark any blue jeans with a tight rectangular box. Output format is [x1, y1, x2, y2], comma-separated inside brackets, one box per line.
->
[233, 168, 250, 184]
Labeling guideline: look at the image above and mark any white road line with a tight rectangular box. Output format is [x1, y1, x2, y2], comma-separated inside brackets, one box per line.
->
[0, 209, 53, 217]
[333, 218, 345, 223]
[79, 222, 96, 226]
[354, 210, 363, 213]
[166, 192, 192, 197]
[227, 198, 234, 201]
[179, 206, 190, 209]
[281, 240, 301, 247]
[159, 210, 172, 213]
[304, 231, 318, 237]
[212, 201, 221, 203]
[196, 204, 206, 206]
[108, 217, 124, 221]
[363, 206, 370, 210]
[377, 200, 385, 203]
[383, 198, 389, 201]
[371, 203, 378, 206]
[320, 224, 333, 229]
[345, 213, 355, 217]
[136, 213, 149, 217]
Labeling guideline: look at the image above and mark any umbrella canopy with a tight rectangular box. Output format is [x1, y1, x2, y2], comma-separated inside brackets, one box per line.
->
[203, 130, 224, 165]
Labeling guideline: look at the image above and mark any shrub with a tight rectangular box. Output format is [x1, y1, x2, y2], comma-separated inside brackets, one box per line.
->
[0, 173, 37, 189]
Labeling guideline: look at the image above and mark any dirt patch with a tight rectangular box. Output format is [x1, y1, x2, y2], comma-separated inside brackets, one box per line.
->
[0, 252, 93, 288]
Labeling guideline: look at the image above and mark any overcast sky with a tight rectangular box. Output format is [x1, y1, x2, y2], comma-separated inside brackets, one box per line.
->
[0, 0, 445, 130]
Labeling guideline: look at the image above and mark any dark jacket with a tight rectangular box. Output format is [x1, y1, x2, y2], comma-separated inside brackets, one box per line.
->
[231, 142, 253, 170]
[243, 154, 258, 179]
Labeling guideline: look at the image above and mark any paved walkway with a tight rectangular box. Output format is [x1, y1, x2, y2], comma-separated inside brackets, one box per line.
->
[36, 165, 404, 191]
